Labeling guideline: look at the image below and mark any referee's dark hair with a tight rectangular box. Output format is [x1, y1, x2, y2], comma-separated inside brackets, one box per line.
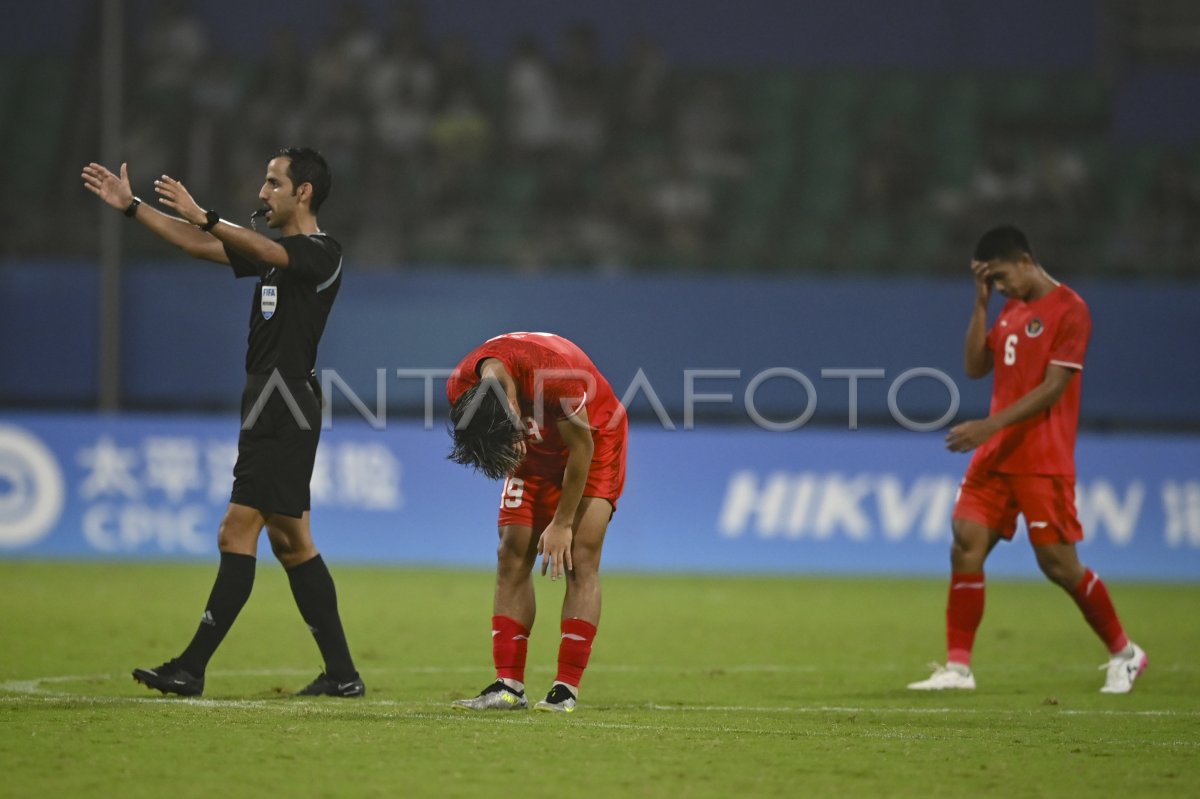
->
[974, 224, 1033, 263]
[448, 379, 527, 480]
[276, 146, 332, 213]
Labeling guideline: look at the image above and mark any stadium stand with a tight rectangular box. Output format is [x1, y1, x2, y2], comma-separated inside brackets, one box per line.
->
[9, 4, 1199, 276]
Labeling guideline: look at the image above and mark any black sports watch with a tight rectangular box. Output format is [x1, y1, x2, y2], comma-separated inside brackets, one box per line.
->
[123, 197, 141, 218]
[199, 209, 220, 232]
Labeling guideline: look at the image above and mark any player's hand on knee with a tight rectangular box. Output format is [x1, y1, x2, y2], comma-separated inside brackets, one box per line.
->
[537, 522, 574, 581]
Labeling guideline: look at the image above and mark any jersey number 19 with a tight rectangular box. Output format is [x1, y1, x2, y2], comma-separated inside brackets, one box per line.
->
[501, 476, 525, 508]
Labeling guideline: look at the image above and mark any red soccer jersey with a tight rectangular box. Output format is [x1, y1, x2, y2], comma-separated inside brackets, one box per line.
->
[447, 332, 625, 477]
[968, 283, 1091, 476]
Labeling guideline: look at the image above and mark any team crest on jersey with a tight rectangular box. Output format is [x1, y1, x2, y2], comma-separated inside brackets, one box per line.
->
[1025, 318, 1044, 337]
[261, 285, 278, 320]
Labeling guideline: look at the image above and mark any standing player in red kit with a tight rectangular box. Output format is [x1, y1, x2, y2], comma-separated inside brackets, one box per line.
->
[446, 332, 627, 712]
[908, 226, 1146, 694]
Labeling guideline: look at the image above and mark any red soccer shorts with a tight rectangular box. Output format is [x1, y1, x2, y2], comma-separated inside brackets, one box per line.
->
[953, 469, 1083, 545]
[496, 422, 626, 531]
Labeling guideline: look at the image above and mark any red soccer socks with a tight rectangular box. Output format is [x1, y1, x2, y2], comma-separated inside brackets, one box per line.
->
[946, 572, 986, 666]
[492, 615, 530, 683]
[1070, 569, 1130, 655]
[492, 615, 598, 692]
[555, 618, 597, 689]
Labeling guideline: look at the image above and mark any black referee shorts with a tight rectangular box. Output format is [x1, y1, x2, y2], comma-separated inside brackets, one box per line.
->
[230, 372, 322, 518]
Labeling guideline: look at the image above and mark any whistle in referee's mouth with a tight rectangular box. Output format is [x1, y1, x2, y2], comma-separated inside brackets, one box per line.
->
[250, 206, 269, 230]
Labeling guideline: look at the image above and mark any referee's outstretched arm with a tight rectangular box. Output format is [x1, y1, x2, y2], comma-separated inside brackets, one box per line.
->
[84, 160, 296, 272]
[151, 169, 295, 269]
[83, 161, 231, 264]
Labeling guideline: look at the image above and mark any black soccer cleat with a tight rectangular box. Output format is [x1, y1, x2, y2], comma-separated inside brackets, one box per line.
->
[534, 682, 578, 713]
[451, 679, 528, 710]
[132, 659, 204, 697]
[296, 672, 366, 698]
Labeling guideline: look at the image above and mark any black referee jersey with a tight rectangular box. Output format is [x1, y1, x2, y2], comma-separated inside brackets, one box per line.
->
[224, 232, 343, 379]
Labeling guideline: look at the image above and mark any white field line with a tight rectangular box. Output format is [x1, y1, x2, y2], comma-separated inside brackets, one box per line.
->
[1, 694, 1193, 720]
[636, 703, 1196, 718]
[0, 664, 825, 696]
[1, 669, 1197, 723]
[6, 661, 1194, 691]
[1, 695, 1197, 746]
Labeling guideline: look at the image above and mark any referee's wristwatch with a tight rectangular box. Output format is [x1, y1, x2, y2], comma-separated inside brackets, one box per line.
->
[199, 209, 220, 232]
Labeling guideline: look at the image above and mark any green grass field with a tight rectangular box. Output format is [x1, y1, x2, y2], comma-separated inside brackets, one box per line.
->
[1, 562, 1197, 798]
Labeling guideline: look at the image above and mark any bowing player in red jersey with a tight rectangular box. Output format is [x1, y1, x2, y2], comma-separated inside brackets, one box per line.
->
[909, 225, 1146, 694]
[446, 332, 627, 713]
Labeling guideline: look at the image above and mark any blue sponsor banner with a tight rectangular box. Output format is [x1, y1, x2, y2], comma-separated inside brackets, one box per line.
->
[618, 427, 1200, 580]
[5, 262, 1200, 429]
[0, 412, 1197, 580]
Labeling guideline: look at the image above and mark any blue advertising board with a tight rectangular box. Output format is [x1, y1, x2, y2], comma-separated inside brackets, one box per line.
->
[1, 412, 1197, 580]
[4, 262, 1199, 429]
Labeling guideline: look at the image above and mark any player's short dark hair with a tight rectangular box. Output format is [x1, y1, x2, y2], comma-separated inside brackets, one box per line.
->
[974, 225, 1033, 262]
[448, 380, 526, 480]
[275, 146, 332, 213]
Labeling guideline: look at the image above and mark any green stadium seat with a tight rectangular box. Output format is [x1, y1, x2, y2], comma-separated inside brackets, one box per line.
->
[751, 138, 798, 177]
[802, 88, 856, 156]
[1078, 138, 1112, 184]
[938, 76, 982, 117]
[412, 234, 470, 266]
[491, 167, 540, 211]
[734, 169, 788, 215]
[753, 107, 800, 162]
[809, 73, 861, 116]
[8, 59, 72, 205]
[750, 71, 804, 117]
[478, 69, 507, 118]
[862, 75, 923, 136]
[748, 73, 804, 172]
[793, 123, 858, 221]
[900, 220, 949, 273]
[989, 75, 1050, 122]
[1055, 75, 1109, 127]
[477, 216, 526, 264]
[1109, 145, 1164, 221]
[928, 114, 980, 187]
[719, 217, 772, 271]
[0, 59, 20, 151]
[805, 109, 854, 147]
[802, 113, 858, 168]
[843, 217, 893, 271]
[796, 174, 854, 221]
[779, 223, 831, 271]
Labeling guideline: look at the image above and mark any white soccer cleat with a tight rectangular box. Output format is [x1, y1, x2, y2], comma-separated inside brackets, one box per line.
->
[1099, 643, 1148, 694]
[907, 662, 976, 691]
[452, 679, 528, 710]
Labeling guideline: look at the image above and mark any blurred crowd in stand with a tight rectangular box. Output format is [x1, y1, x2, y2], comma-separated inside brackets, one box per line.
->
[10, 0, 1198, 276]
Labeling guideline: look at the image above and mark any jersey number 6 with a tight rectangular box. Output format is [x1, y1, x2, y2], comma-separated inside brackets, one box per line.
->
[1003, 333, 1018, 366]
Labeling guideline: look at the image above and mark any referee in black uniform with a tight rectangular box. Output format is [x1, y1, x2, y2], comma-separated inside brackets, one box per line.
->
[82, 148, 364, 698]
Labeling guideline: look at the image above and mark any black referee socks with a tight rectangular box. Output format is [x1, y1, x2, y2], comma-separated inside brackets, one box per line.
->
[178, 551, 257, 677]
[286, 554, 358, 681]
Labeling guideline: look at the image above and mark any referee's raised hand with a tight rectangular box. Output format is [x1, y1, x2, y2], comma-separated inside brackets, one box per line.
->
[153, 174, 205, 226]
[81, 161, 134, 211]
